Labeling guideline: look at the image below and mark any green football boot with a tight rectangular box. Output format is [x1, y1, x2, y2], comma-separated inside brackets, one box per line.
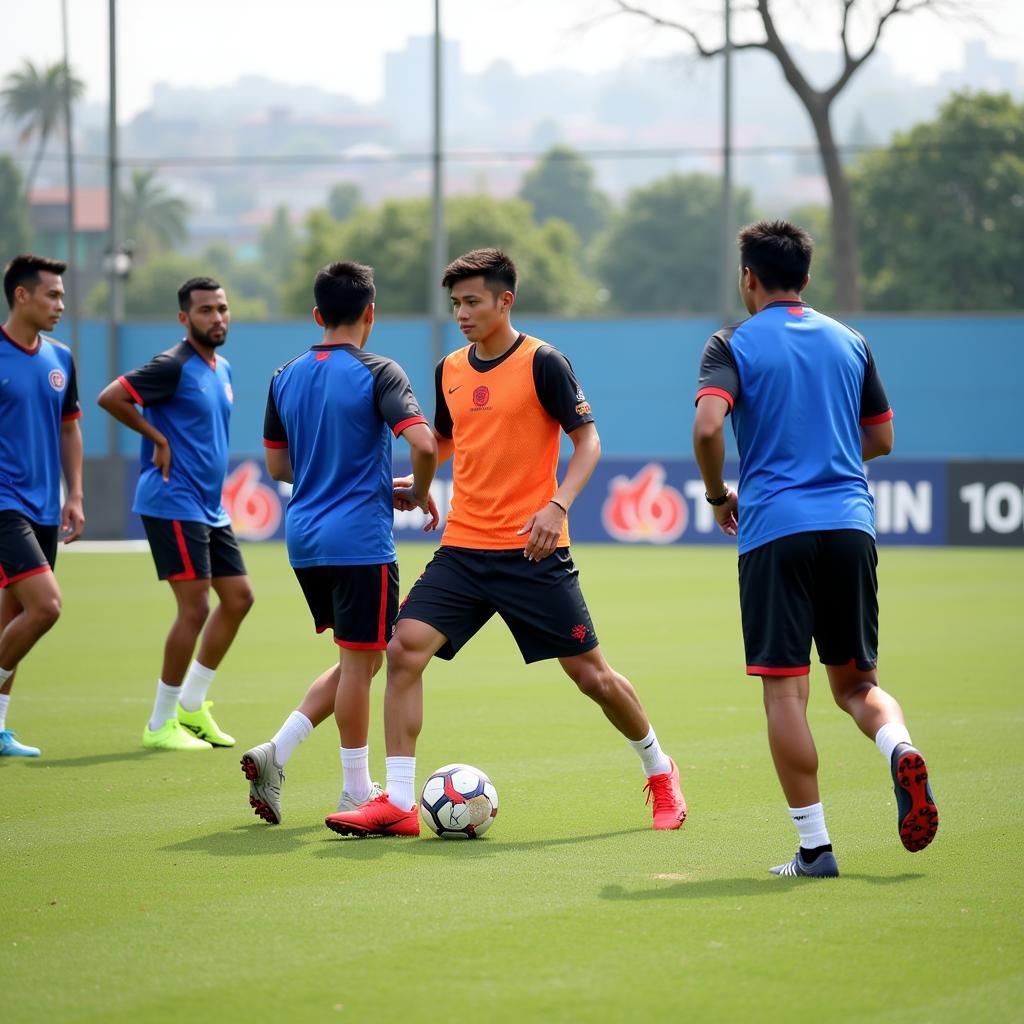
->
[177, 701, 235, 747]
[143, 717, 211, 751]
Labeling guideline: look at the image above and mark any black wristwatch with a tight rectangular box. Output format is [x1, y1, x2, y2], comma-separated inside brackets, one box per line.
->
[705, 487, 731, 506]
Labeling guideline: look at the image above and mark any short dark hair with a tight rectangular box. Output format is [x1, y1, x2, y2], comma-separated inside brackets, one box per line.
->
[178, 276, 223, 312]
[313, 261, 375, 328]
[738, 220, 814, 292]
[441, 248, 517, 296]
[4, 254, 67, 308]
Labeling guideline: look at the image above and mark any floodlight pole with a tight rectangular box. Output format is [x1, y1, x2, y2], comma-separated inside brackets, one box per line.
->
[106, 0, 121, 457]
[429, 0, 446, 367]
[719, 0, 734, 325]
[60, 0, 80, 367]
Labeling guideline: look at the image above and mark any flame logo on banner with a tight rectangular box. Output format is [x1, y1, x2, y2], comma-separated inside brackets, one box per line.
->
[601, 463, 687, 543]
[222, 460, 282, 540]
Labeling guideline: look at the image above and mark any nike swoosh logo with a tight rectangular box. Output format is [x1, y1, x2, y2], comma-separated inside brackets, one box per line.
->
[448, 385, 463, 394]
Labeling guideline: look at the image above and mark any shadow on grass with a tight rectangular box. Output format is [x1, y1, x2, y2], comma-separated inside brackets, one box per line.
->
[161, 823, 323, 856]
[600, 872, 925, 901]
[310, 827, 648, 861]
[21, 750, 156, 769]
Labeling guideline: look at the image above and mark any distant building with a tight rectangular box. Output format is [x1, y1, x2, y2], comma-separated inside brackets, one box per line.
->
[28, 187, 108, 299]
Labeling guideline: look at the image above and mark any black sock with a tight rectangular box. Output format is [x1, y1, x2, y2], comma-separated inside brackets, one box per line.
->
[799, 843, 833, 863]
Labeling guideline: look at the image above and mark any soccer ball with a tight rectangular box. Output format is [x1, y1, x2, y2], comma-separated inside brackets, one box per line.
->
[419, 763, 498, 839]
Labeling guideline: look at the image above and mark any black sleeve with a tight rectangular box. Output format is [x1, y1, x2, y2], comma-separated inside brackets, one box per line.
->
[374, 359, 427, 437]
[263, 374, 288, 448]
[695, 332, 739, 410]
[119, 352, 183, 407]
[434, 359, 454, 439]
[532, 346, 595, 434]
[62, 357, 81, 420]
[859, 341, 892, 424]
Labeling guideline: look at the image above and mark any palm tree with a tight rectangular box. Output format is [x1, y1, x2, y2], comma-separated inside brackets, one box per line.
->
[1, 60, 84, 195]
[121, 169, 190, 260]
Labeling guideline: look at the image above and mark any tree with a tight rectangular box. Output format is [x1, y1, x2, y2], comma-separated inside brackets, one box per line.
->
[853, 91, 1024, 311]
[327, 183, 362, 222]
[605, 0, 968, 310]
[1, 60, 84, 194]
[120, 170, 189, 261]
[86, 251, 267, 320]
[593, 173, 754, 313]
[284, 195, 597, 317]
[0, 156, 31, 255]
[519, 145, 610, 244]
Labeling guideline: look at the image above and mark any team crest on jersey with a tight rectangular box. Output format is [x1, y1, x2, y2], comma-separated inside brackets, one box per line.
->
[575, 386, 585, 401]
[576, 402, 592, 416]
[48, 369, 66, 391]
[473, 385, 490, 407]
[224, 382, 234, 403]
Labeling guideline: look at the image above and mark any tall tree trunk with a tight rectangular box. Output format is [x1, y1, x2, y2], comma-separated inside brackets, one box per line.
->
[25, 133, 48, 197]
[805, 99, 862, 311]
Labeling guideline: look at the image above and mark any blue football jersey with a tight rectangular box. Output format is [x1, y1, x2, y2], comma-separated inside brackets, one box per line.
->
[264, 342, 426, 567]
[119, 340, 233, 526]
[0, 326, 81, 525]
[696, 301, 892, 555]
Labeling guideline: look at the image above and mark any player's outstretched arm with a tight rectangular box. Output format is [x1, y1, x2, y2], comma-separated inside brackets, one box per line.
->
[59, 418, 85, 543]
[518, 422, 601, 562]
[97, 379, 172, 481]
[861, 420, 894, 462]
[693, 394, 738, 537]
[393, 423, 439, 531]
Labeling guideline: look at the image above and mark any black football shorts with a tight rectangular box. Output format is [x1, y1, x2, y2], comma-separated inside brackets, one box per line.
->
[141, 516, 247, 581]
[0, 510, 58, 588]
[294, 562, 399, 650]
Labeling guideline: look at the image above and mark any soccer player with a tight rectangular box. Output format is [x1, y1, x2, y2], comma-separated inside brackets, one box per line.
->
[241, 261, 437, 825]
[97, 277, 253, 751]
[327, 248, 687, 837]
[692, 219, 938, 878]
[0, 255, 84, 757]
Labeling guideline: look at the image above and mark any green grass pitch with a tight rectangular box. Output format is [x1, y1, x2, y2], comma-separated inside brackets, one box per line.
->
[3, 543, 1022, 1022]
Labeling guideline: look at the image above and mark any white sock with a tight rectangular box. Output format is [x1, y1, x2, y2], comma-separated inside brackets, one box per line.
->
[270, 710, 313, 766]
[149, 680, 180, 731]
[789, 802, 831, 849]
[0, 692, 10, 731]
[874, 722, 913, 761]
[385, 756, 416, 811]
[0, 666, 12, 687]
[179, 660, 216, 712]
[340, 745, 373, 803]
[627, 726, 672, 777]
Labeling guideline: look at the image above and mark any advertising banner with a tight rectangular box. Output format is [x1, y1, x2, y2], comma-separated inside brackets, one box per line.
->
[120, 457, 1021, 547]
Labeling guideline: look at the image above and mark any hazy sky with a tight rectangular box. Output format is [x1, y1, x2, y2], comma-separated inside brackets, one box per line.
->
[2, 0, 1021, 117]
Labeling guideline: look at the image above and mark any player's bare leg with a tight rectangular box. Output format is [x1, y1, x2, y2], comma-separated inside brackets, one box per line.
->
[827, 662, 938, 852]
[0, 574, 60, 757]
[0, 571, 61, 673]
[334, 649, 385, 807]
[162, 578, 212, 685]
[325, 618, 444, 835]
[826, 663, 904, 738]
[383, 617, 447, 758]
[560, 646, 686, 829]
[194, 574, 254, 672]
[761, 675, 819, 808]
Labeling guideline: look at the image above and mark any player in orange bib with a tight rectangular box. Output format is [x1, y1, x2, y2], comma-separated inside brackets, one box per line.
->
[324, 248, 688, 838]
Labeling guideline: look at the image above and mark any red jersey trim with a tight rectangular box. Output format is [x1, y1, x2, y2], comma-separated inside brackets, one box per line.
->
[860, 409, 894, 426]
[166, 520, 197, 581]
[0, 325, 42, 355]
[0, 563, 52, 589]
[392, 415, 428, 437]
[695, 386, 735, 411]
[118, 375, 145, 406]
[747, 664, 811, 677]
[61, 410, 83, 422]
[263, 438, 289, 449]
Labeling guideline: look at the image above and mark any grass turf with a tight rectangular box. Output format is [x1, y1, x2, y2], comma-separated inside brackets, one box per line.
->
[2, 543, 1022, 1023]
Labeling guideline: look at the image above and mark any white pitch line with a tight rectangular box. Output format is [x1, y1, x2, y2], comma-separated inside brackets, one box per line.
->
[60, 540, 150, 554]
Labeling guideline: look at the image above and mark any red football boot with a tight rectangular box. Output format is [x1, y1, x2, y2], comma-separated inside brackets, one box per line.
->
[644, 759, 688, 830]
[324, 793, 420, 837]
